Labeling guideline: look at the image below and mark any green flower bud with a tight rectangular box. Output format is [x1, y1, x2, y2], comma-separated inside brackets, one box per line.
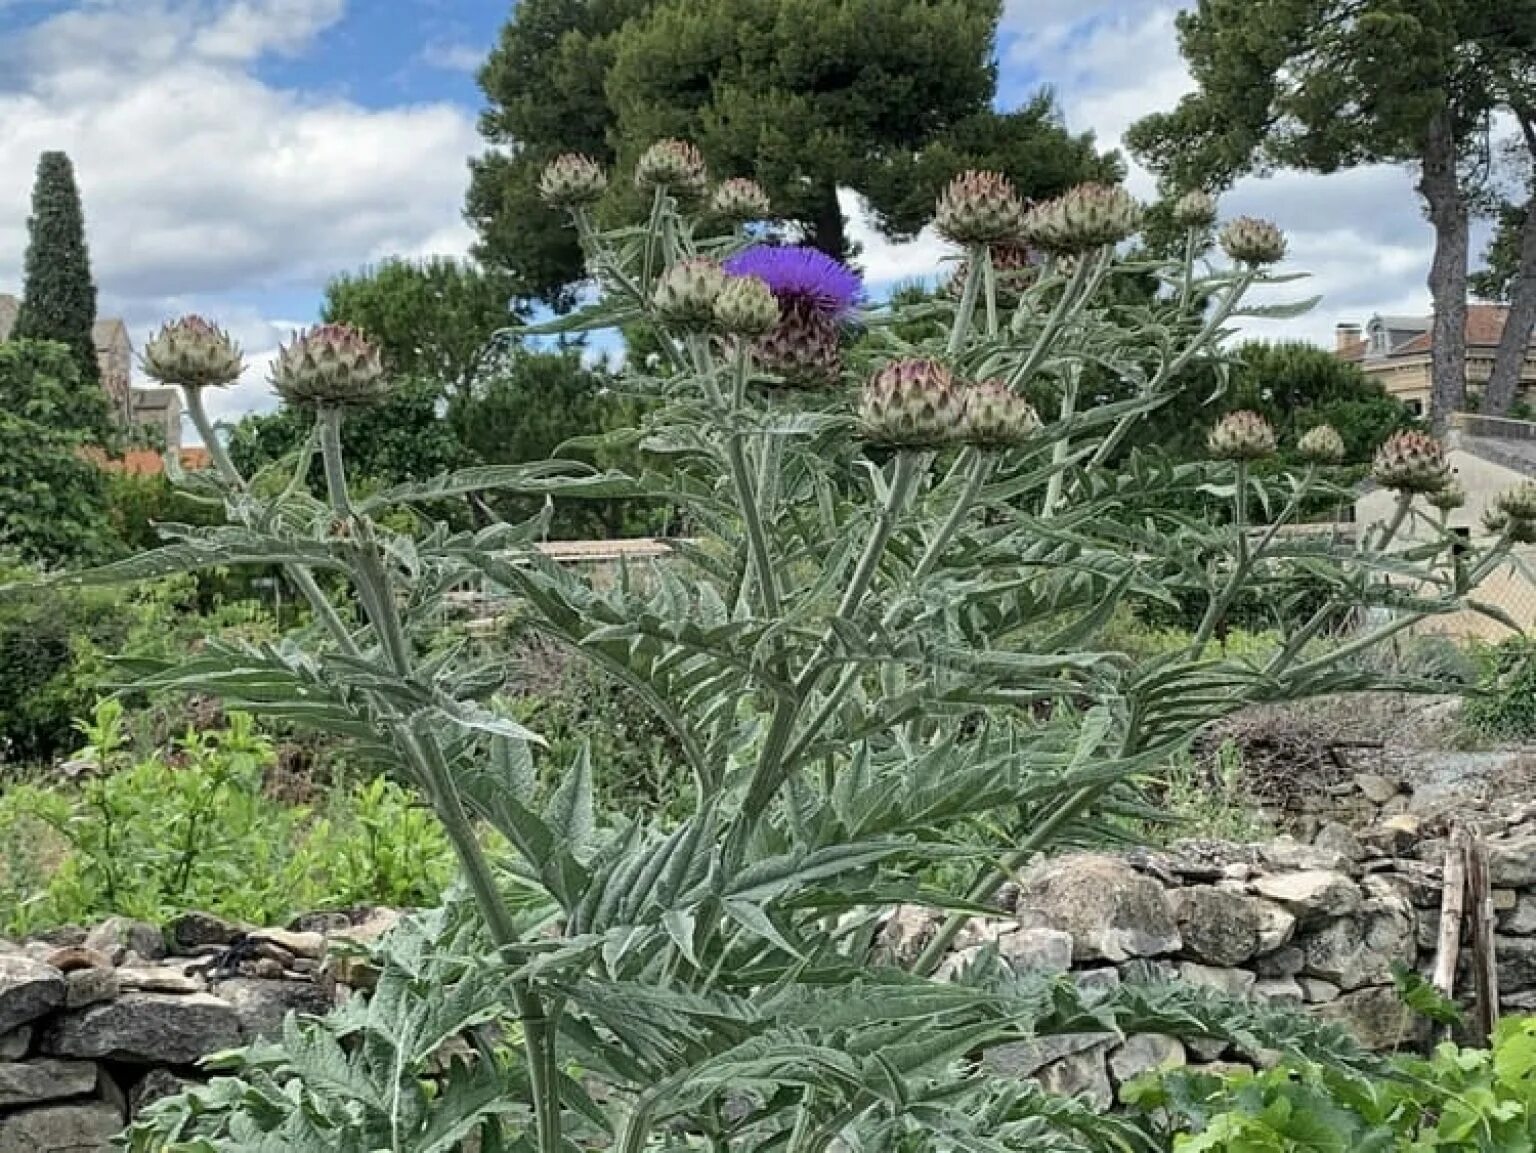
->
[652, 259, 726, 330]
[1208, 410, 1277, 461]
[860, 358, 964, 448]
[1296, 424, 1345, 465]
[271, 323, 387, 409]
[714, 275, 780, 338]
[711, 177, 771, 223]
[538, 153, 607, 209]
[935, 170, 1026, 247]
[1220, 216, 1288, 266]
[1496, 480, 1536, 522]
[1023, 183, 1143, 255]
[1371, 430, 1448, 494]
[958, 379, 1040, 448]
[1172, 190, 1219, 230]
[1427, 479, 1466, 512]
[635, 139, 708, 199]
[141, 316, 244, 390]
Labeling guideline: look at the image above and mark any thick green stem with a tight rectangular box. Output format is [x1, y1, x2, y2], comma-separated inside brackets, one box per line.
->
[949, 251, 985, 358]
[1006, 257, 1090, 392]
[1041, 369, 1081, 517]
[1190, 461, 1251, 654]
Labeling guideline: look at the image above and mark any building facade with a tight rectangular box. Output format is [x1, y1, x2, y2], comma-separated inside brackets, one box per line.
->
[1335, 305, 1536, 418]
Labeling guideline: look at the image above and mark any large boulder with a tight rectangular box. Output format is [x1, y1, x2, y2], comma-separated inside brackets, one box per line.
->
[1171, 887, 1262, 966]
[215, 979, 334, 1040]
[0, 956, 65, 1035]
[1250, 871, 1362, 924]
[43, 993, 240, 1066]
[1297, 885, 1416, 991]
[0, 1100, 124, 1153]
[0, 1061, 99, 1108]
[1014, 856, 1181, 962]
[82, 919, 163, 965]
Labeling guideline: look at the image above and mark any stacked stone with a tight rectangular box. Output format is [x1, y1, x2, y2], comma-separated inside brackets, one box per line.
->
[0, 908, 398, 1152]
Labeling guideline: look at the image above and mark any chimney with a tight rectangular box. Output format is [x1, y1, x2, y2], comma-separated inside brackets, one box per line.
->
[1335, 322, 1362, 352]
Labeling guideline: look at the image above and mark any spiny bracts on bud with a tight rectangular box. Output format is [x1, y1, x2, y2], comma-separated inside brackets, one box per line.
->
[714, 275, 780, 338]
[1484, 507, 1536, 543]
[860, 359, 963, 448]
[1172, 190, 1219, 230]
[754, 304, 842, 386]
[652, 259, 726, 330]
[270, 324, 387, 409]
[1427, 479, 1466, 512]
[958, 379, 1040, 448]
[711, 178, 771, 223]
[538, 154, 607, 209]
[141, 316, 244, 390]
[635, 139, 708, 199]
[935, 170, 1026, 247]
[1220, 216, 1288, 267]
[1023, 183, 1143, 255]
[1496, 481, 1536, 522]
[1296, 424, 1345, 465]
[1207, 410, 1277, 461]
[1371, 430, 1448, 494]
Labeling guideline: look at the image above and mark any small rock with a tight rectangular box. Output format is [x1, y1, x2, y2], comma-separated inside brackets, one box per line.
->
[1495, 936, 1536, 991]
[1253, 946, 1305, 978]
[1298, 977, 1341, 1004]
[983, 1032, 1114, 1078]
[1254, 901, 1298, 953]
[878, 906, 940, 967]
[1298, 910, 1414, 991]
[326, 907, 400, 949]
[1489, 836, 1536, 888]
[996, 928, 1073, 975]
[249, 929, 325, 961]
[246, 958, 285, 980]
[29, 926, 87, 949]
[43, 993, 240, 1065]
[213, 978, 333, 1040]
[1036, 1044, 1114, 1106]
[1014, 855, 1181, 963]
[0, 955, 65, 1035]
[1221, 862, 1254, 882]
[1500, 895, 1536, 936]
[1171, 887, 1262, 967]
[288, 911, 355, 935]
[1312, 823, 1364, 862]
[0, 1060, 99, 1107]
[1074, 968, 1121, 995]
[83, 918, 164, 965]
[1119, 958, 1178, 985]
[1379, 795, 1409, 818]
[0, 1028, 29, 1061]
[42, 949, 111, 975]
[1258, 839, 1353, 873]
[116, 967, 202, 995]
[1354, 773, 1401, 805]
[1108, 1034, 1185, 1085]
[166, 912, 244, 951]
[1253, 978, 1304, 1005]
[63, 969, 118, 1010]
[129, 1068, 191, 1118]
[1177, 963, 1256, 998]
[1187, 1036, 1229, 1061]
[0, 1100, 124, 1153]
[1314, 985, 1431, 1050]
[1250, 871, 1362, 923]
[1494, 889, 1519, 911]
[953, 918, 1009, 951]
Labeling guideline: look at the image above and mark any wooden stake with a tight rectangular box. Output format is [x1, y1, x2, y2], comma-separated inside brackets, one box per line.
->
[1465, 831, 1501, 1045]
[1432, 831, 1467, 999]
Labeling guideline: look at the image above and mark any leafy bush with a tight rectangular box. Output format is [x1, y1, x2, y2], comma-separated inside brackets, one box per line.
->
[1463, 635, 1536, 741]
[1127, 1015, 1536, 1150]
[98, 167, 1504, 1153]
[0, 702, 454, 936]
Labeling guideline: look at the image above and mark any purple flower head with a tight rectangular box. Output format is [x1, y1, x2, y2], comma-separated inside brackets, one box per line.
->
[723, 246, 862, 321]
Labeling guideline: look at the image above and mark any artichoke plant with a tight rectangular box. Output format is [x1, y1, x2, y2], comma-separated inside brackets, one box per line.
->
[105, 149, 1513, 1153]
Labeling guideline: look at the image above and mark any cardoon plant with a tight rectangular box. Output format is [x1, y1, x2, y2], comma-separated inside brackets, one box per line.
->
[97, 157, 1518, 1153]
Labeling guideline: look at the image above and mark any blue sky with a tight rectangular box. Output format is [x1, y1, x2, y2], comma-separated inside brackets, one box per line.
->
[0, 0, 1447, 431]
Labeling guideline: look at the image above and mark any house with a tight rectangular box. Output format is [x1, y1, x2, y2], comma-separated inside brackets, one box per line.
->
[1335, 304, 1536, 418]
[1355, 413, 1536, 640]
[0, 293, 182, 453]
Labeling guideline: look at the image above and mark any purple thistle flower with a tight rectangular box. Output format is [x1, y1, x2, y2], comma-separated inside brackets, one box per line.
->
[723, 246, 862, 320]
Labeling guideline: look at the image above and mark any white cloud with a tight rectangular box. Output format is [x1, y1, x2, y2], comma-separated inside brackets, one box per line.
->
[418, 42, 485, 74]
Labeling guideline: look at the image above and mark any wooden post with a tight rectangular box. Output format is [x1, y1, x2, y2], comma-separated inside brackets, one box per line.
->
[1432, 833, 1468, 999]
[1465, 831, 1501, 1045]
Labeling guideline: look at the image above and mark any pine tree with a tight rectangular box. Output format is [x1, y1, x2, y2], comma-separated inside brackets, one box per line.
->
[13, 152, 101, 394]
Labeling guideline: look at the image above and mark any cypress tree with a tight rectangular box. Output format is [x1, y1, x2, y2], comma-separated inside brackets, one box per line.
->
[13, 151, 101, 392]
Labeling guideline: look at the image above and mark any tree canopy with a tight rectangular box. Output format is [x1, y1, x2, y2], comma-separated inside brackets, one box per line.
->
[12, 152, 102, 397]
[1126, 0, 1536, 430]
[467, 0, 1113, 306]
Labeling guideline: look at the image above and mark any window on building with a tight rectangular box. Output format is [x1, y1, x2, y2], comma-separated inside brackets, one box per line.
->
[1406, 398, 1424, 417]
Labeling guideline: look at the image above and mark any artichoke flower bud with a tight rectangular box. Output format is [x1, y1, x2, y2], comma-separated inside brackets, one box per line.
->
[935, 170, 1027, 247]
[711, 177, 771, 223]
[635, 139, 708, 199]
[958, 379, 1040, 448]
[1371, 430, 1448, 494]
[1220, 216, 1288, 267]
[652, 259, 726, 330]
[270, 323, 387, 409]
[1023, 183, 1143, 255]
[1496, 480, 1536, 522]
[1486, 506, 1536, 543]
[714, 275, 780, 338]
[538, 153, 607, 209]
[1207, 410, 1277, 461]
[1427, 479, 1466, 512]
[860, 358, 964, 448]
[1296, 424, 1345, 465]
[755, 305, 841, 387]
[1172, 190, 1219, 230]
[141, 316, 244, 390]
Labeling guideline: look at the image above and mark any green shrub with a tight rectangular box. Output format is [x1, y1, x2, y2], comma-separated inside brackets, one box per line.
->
[1463, 636, 1536, 741]
[0, 701, 454, 935]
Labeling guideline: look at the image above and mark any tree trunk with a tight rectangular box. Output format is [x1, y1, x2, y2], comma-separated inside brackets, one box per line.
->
[1420, 105, 1470, 436]
[1483, 112, 1536, 417]
[805, 182, 849, 262]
